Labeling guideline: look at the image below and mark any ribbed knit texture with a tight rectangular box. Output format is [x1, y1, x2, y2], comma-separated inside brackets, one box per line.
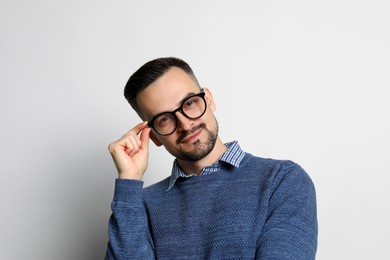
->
[106, 153, 317, 259]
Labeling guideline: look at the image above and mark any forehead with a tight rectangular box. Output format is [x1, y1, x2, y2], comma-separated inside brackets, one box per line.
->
[136, 67, 201, 119]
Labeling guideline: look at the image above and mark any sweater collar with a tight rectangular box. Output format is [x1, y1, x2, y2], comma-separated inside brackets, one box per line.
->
[166, 141, 245, 191]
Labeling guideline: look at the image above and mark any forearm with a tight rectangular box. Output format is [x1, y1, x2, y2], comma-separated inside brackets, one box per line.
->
[105, 179, 154, 260]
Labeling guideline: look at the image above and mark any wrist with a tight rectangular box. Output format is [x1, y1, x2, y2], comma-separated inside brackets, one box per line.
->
[118, 172, 143, 181]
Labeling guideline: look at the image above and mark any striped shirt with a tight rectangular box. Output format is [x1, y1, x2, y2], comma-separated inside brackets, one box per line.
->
[167, 141, 246, 191]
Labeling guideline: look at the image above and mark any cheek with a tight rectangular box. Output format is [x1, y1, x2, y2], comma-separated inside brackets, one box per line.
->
[159, 135, 178, 147]
[203, 110, 217, 124]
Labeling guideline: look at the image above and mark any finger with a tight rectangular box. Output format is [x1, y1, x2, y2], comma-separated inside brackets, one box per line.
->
[139, 126, 151, 150]
[110, 121, 148, 156]
[128, 132, 141, 147]
[128, 122, 146, 148]
[126, 121, 148, 137]
[126, 133, 142, 156]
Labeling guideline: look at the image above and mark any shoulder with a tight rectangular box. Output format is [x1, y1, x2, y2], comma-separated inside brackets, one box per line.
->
[241, 152, 300, 169]
[241, 153, 315, 192]
[239, 153, 301, 175]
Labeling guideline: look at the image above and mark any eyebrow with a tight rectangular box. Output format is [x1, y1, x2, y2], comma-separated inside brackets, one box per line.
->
[178, 92, 198, 104]
[149, 91, 200, 119]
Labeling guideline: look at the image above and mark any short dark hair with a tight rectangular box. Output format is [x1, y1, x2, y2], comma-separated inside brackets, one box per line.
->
[124, 57, 200, 117]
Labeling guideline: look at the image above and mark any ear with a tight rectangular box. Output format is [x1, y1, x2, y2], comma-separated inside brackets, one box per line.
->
[204, 88, 216, 112]
[149, 131, 163, 147]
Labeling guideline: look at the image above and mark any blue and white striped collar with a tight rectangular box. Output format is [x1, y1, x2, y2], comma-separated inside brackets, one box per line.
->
[167, 141, 245, 191]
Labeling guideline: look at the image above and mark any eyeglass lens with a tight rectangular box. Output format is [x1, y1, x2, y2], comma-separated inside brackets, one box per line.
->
[153, 94, 206, 135]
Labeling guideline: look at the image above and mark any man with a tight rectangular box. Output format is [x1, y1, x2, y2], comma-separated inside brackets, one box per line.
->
[105, 57, 317, 259]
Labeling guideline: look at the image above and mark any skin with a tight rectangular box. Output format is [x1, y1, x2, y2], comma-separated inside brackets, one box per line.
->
[108, 67, 227, 180]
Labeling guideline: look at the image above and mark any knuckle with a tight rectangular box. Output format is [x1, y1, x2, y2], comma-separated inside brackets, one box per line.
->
[108, 141, 120, 153]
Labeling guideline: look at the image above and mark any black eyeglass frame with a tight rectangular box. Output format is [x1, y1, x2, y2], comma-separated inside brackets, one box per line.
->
[147, 90, 207, 136]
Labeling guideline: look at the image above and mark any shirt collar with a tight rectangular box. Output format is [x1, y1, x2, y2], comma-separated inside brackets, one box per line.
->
[166, 141, 245, 191]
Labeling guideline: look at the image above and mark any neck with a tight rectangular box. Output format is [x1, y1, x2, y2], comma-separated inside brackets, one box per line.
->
[177, 138, 227, 175]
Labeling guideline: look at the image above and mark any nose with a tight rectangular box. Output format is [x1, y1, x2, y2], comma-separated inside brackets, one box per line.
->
[175, 111, 193, 131]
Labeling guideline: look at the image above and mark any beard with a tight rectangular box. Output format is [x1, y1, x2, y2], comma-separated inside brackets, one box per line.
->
[172, 122, 219, 162]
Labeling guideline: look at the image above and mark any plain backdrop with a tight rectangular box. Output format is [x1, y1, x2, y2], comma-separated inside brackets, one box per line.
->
[1, 1, 389, 259]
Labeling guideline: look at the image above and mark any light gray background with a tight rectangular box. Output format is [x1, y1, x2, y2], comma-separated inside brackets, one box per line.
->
[1, 1, 389, 259]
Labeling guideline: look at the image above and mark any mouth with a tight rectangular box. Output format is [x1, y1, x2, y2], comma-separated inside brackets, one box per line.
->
[177, 124, 205, 144]
[181, 128, 202, 144]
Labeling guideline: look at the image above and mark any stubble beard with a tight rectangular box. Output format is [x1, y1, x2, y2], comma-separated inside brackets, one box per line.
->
[173, 122, 219, 162]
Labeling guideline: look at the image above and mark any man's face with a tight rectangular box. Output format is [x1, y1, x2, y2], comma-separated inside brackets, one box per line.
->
[136, 67, 219, 162]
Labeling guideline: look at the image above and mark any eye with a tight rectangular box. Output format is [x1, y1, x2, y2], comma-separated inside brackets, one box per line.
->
[183, 97, 199, 109]
[156, 114, 174, 127]
[185, 100, 194, 107]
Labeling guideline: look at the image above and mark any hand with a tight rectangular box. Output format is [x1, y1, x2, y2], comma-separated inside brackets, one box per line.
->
[108, 122, 151, 180]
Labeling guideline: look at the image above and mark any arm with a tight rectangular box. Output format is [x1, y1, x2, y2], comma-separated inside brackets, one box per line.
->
[105, 122, 155, 259]
[105, 179, 154, 260]
[256, 162, 318, 259]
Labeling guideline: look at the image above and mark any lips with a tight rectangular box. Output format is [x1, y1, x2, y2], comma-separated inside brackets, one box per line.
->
[181, 128, 202, 144]
[176, 124, 206, 144]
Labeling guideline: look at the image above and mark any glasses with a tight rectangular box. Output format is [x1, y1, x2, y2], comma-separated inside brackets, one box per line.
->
[147, 90, 207, 136]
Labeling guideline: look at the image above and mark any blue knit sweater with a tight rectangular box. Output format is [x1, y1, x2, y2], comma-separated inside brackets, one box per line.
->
[106, 153, 317, 259]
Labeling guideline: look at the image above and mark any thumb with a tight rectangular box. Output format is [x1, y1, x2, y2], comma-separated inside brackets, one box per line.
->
[140, 126, 151, 151]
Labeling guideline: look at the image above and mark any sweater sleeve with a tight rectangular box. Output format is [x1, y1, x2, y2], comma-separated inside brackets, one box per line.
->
[256, 162, 318, 260]
[105, 179, 155, 260]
